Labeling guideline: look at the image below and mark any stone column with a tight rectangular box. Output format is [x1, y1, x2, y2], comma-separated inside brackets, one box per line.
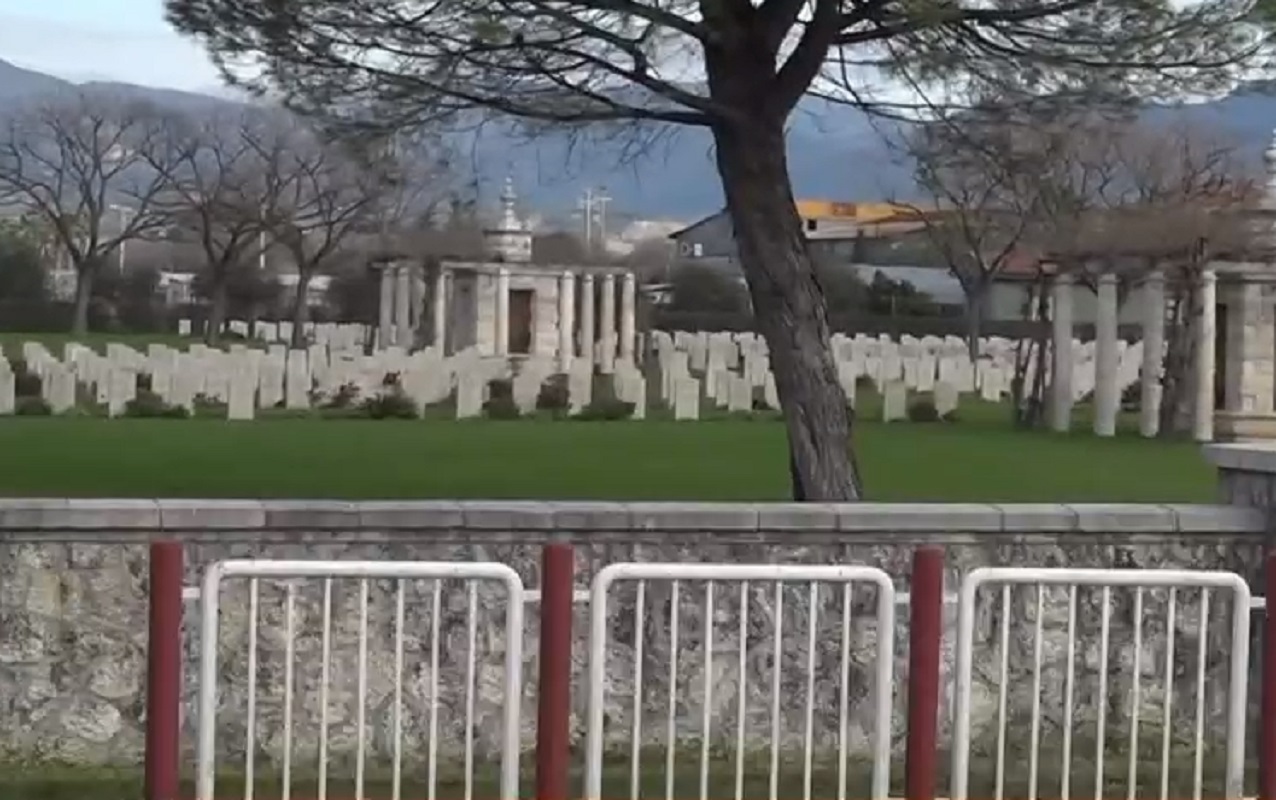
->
[600, 272, 617, 372]
[558, 271, 575, 372]
[1093, 273, 1119, 437]
[1193, 269, 1217, 442]
[1049, 273, 1074, 433]
[410, 270, 425, 331]
[1139, 270, 1166, 438]
[432, 267, 447, 351]
[581, 273, 596, 364]
[377, 264, 394, 350]
[394, 264, 412, 348]
[495, 267, 510, 357]
[620, 272, 637, 363]
[1223, 281, 1275, 416]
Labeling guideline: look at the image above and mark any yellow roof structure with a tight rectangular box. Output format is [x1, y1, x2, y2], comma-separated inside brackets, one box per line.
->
[793, 200, 924, 222]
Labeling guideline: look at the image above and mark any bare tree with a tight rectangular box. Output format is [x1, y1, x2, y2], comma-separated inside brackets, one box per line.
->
[0, 90, 191, 333]
[902, 106, 1061, 357]
[1003, 113, 1256, 432]
[167, 0, 1271, 500]
[148, 109, 288, 344]
[248, 118, 382, 348]
[1088, 121, 1258, 435]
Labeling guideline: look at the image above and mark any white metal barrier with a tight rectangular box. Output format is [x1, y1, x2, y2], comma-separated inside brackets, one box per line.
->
[582, 563, 897, 800]
[195, 560, 526, 800]
[951, 567, 1251, 800]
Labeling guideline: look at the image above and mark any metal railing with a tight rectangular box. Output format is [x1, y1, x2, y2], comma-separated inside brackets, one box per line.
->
[2, 499, 1271, 800]
[194, 560, 526, 800]
[582, 563, 897, 800]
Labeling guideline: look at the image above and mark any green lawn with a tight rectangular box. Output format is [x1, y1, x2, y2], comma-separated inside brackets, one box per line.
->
[0, 331, 200, 358]
[0, 401, 1214, 501]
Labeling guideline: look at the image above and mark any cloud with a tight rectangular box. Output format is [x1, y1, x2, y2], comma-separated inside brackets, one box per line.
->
[0, 12, 220, 90]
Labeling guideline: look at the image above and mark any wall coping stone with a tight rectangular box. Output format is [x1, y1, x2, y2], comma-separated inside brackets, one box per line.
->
[0, 499, 1263, 537]
[1204, 442, 1276, 473]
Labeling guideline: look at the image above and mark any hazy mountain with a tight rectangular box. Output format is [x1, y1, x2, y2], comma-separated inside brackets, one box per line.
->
[2, 57, 1276, 220]
[0, 59, 73, 101]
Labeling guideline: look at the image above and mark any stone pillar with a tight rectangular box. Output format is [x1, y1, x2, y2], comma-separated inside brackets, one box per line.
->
[1140, 270, 1166, 438]
[495, 267, 510, 357]
[558, 271, 575, 372]
[377, 264, 394, 350]
[1223, 282, 1275, 415]
[581, 273, 596, 364]
[432, 267, 447, 351]
[394, 264, 412, 349]
[600, 272, 617, 372]
[1193, 269, 1217, 442]
[620, 272, 636, 363]
[410, 270, 425, 331]
[1093, 273, 1119, 437]
[1049, 273, 1074, 433]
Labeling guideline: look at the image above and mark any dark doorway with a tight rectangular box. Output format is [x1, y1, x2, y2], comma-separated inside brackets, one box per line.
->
[509, 289, 534, 354]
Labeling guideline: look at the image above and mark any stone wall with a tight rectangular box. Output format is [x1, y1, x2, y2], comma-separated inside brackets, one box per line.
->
[0, 499, 1267, 785]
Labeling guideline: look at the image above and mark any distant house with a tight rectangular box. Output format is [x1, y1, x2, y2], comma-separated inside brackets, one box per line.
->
[668, 201, 966, 304]
[668, 200, 917, 264]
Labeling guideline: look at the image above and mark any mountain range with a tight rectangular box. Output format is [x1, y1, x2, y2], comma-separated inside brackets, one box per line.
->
[2, 57, 1276, 224]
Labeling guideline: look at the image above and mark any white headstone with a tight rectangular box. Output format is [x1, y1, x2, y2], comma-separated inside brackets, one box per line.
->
[882, 380, 906, 422]
[227, 369, 257, 420]
[0, 365, 13, 415]
[673, 376, 700, 420]
[934, 381, 959, 417]
[456, 372, 484, 419]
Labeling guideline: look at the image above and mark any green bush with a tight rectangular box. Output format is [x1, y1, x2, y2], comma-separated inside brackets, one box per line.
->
[359, 388, 418, 419]
[14, 396, 51, 416]
[124, 390, 188, 419]
[488, 378, 514, 402]
[536, 374, 570, 412]
[320, 382, 361, 410]
[10, 360, 40, 398]
[576, 397, 635, 421]
[483, 396, 522, 419]
[192, 393, 228, 419]
[907, 399, 940, 422]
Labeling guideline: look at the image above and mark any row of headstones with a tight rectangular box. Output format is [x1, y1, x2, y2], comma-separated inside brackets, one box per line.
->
[0, 340, 660, 421]
[652, 330, 1146, 412]
[177, 319, 369, 351]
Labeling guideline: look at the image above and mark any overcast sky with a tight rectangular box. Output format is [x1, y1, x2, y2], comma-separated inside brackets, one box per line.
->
[0, 0, 221, 90]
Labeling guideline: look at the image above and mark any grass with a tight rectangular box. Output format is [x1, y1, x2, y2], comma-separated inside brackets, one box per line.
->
[0, 745, 1244, 800]
[0, 398, 1214, 501]
[0, 331, 201, 358]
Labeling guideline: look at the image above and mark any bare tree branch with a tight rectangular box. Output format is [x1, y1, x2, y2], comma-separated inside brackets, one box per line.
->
[0, 90, 193, 333]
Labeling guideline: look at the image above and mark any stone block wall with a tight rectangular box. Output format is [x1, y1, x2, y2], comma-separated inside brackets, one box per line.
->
[0, 499, 1267, 784]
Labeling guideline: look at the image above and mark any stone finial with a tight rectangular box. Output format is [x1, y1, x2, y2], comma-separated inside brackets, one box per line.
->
[498, 175, 522, 232]
[483, 175, 533, 263]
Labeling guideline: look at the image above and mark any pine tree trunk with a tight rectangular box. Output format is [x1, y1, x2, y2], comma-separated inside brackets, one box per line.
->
[712, 117, 860, 501]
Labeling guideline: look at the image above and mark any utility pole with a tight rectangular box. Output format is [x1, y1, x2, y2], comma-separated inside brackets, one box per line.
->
[579, 187, 594, 248]
[578, 186, 612, 254]
[594, 187, 611, 253]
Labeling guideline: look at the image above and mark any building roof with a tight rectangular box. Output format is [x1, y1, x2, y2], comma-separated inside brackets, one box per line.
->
[667, 201, 939, 241]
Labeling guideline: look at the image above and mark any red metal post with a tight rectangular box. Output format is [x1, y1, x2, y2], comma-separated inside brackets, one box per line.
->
[906, 546, 944, 800]
[145, 540, 184, 800]
[1262, 550, 1276, 800]
[536, 542, 575, 800]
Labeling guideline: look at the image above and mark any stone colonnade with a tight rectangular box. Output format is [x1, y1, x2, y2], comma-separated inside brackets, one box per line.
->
[380, 262, 638, 367]
[1047, 269, 1216, 440]
[376, 262, 421, 350]
[485, 268, 637, 370]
